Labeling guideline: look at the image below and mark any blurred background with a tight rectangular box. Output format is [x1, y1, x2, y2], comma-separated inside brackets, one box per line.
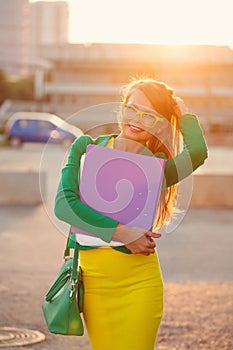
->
[0, 0, 232, 207]
[0, 0, 232, 145]
[0, 1, 232, 349]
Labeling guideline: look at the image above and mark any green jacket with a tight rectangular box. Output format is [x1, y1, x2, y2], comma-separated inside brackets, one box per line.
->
[54, 114, 208, 253]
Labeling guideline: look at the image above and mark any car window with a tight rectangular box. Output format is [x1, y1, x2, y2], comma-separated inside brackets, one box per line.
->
[37, 121, 56, 130]
[17, 120, 34, 128]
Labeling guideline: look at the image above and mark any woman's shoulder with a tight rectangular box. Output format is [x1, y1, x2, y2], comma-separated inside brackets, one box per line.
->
[71, 134, 115, 151]
[154, 152, 167, 160]
[95, 134, 116, 145]
[68, 135, 92, 155]
[73, 134, 113, 145]
[72, 134, 93, 146]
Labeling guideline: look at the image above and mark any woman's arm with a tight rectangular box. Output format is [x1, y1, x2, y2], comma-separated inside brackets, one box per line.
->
[164, 113, 208, 187]
[54, 135, 119, 243]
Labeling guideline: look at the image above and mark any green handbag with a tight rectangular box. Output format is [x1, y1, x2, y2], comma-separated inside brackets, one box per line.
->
[42, 233, 84, 336]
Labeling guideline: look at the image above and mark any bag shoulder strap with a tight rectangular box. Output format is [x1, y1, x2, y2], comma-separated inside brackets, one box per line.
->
[72, 241, 79, 281]
[64, 232, 76, 257]
[64, 231, 79, 281]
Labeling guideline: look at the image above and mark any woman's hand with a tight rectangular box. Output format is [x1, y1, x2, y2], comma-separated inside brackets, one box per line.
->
[174, 97, 190, 117]
[113, 224, 161, 256]
[125, 232, 161, 256]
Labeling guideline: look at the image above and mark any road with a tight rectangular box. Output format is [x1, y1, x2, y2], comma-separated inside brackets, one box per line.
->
[0, 143, 232, 349]
[0, 142, 233, 282]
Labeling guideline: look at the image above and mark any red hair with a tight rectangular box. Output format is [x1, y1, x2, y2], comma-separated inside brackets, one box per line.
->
[121, 77, 181, 230]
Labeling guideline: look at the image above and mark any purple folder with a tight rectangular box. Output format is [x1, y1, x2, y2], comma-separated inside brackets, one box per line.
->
[71, 144, 166, 237]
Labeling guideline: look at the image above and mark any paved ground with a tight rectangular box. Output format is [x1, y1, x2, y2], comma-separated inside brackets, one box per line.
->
[0, 144, 233, 349]
[0, 205, 232, 350]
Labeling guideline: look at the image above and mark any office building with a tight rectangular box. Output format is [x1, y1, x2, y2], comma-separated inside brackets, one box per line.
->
[30, 1, 69, 57]
[0, 0, 30, 76]
[0, 0, 69, 77]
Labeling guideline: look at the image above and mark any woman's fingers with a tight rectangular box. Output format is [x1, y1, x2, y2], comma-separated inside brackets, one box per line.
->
[125, 232, 161, 255]
[146, 232, 162, 239]
[146, 238, 156, 248]
[140, 236, 156, 255]
[141, 232, 161, 255]
[143, 247, 155, 256]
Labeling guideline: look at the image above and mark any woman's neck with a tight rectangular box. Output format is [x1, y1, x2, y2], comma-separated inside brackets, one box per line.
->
[114, 135, 149, 154]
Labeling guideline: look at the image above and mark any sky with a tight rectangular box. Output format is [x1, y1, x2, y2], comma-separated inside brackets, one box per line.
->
[30, 0, 233, 48]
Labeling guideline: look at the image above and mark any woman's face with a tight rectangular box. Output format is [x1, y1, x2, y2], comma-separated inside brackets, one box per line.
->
[120, 89, 166, 145]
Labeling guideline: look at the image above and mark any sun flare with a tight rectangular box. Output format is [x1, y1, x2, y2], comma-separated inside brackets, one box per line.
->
[69, 0, 232, 47]
[30, 0, 232, 47]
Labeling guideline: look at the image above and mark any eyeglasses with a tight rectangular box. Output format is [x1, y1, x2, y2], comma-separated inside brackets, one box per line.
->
[121, 103, 165, 128]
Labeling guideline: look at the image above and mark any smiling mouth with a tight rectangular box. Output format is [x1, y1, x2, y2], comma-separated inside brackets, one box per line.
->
[128, 124, 145, 132]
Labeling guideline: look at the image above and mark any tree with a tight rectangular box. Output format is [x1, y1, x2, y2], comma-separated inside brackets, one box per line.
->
[0, 69, 10, 105]
[9, 76, 34, 100]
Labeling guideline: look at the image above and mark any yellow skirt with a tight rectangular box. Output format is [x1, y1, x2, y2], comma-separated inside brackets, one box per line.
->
[80, 247, 164, 350]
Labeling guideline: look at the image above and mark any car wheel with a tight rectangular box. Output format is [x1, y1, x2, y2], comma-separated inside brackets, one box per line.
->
[9, 136, 22, 148]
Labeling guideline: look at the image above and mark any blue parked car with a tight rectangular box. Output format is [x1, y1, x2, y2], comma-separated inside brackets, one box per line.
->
[6, 112, 83, 148]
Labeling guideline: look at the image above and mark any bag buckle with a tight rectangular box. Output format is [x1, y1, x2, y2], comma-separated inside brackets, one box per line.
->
[69, 279, 77, 298]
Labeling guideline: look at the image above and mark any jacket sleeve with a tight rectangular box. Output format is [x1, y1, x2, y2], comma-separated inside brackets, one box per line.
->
[164, 114, 208, 187]
[54, 135, 119, 243]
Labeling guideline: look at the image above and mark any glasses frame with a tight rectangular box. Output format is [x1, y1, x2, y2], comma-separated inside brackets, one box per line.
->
[121, 103, 165, 128]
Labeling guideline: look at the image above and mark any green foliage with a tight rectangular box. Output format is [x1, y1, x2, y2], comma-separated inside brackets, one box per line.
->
[9, 76, 34, 100]
[0, 68, 35, 104]
[0, 69, 10, 105]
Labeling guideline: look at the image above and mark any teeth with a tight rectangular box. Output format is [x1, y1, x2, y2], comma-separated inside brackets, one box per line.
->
[130, 125, 142, 131]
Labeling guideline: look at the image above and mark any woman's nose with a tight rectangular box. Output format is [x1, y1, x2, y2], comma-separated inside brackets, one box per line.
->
[132, 112, 140, 123]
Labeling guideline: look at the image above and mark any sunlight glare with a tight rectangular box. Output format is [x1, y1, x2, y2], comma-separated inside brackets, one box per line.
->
[69, 0, 232, 47]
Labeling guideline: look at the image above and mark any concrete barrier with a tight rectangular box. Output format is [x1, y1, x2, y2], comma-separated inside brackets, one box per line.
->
[0, 170, 46, 205]
[0, 169, 232, 208]
[191, 173, 233, 207]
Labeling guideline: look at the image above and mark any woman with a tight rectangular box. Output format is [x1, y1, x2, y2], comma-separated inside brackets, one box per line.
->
[54, 78, 208, 349]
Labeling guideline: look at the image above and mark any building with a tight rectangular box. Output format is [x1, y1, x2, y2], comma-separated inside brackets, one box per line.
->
[38, 43, 233, 136]
[30, 1, 69, 59]
[0, 0, 69, 77]
[0, 0, 30, 76]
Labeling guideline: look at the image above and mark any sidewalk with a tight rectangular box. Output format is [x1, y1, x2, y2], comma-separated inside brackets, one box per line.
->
[0, 204, 232, 349]
[0, 143, 232, 349]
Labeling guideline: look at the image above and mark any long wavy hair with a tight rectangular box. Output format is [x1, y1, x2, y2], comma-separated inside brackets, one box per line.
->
[121, 77, 181, 230]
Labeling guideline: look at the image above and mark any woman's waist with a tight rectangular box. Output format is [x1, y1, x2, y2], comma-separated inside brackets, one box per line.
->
[80, 247, 161, 278]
